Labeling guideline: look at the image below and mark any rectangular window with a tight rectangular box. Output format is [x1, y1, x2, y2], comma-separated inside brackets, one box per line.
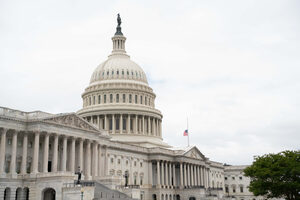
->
[123, 94, 126, 103]
[239, 176, 242, 180]
[89, 97, 91, 105]
[98, 95, 101, 104]
[225, 187, 229, 193]
[240, 186, 243, 193]
[104, 95, 106, 103]
[123, 118, 126, 130]
[93, 96, 95, 104]
[129, 94, 132, 103]
[116, 118, 120, 130]
[135, 95, 137, 103]
[145, 97, 147, 105]
[140, 96, 143, 104]
[116, 94, 119, 103]
[225, 177, 227, 180]
[233, 188, 236, 193]
[109, 118, 112, 130]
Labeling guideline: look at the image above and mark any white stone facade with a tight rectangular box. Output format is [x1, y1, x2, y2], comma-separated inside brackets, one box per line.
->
[0, 18, 269, 200]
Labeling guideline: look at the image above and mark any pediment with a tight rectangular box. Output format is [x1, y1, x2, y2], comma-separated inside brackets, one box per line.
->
[43, 113, 99, 132]
[183, 146, 206, 160]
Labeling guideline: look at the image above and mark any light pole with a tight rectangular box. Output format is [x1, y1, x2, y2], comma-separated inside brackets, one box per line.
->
[81, 187, 84, 200]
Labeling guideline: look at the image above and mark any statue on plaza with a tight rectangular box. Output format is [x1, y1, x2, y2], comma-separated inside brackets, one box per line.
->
[75, 166, 82, 184]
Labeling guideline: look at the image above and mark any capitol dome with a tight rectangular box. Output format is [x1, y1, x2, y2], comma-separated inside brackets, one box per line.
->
[77, 16, 170, 148]
[89, 54, 148, 86]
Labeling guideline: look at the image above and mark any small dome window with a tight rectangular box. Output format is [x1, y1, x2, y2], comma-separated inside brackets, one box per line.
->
[122, 70, 124, 75]
[112, 71, 114, 75]
[117, 70, 119, 75]
[127, 71, 129, 75]
[107, 71, 109, 75]
[131, 71, 134, 76]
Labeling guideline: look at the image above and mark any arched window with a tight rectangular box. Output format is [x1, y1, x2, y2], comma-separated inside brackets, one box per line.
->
[93, 96, 95, 105]
[104, 95, 106, 103]
[140, 96, 143, 104]
[110, 94, 113, 103]
[123, 94, 126, 103]
[135, 95, 137, 104]
[116, 94, 119, 103]
[89, 97, 91, 105]
[98, 95, 101, 104]
[145, 97, 147, 105]
[129, 94, 132, 103]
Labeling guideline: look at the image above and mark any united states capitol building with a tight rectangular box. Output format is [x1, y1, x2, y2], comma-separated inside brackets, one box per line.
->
[0, 17, 264, 200]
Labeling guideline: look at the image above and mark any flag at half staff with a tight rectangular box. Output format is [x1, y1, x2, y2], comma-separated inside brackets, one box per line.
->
[183, 129, 188, 136]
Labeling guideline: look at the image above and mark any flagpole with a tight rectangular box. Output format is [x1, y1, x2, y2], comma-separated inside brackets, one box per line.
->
[187, 117, 190, 147]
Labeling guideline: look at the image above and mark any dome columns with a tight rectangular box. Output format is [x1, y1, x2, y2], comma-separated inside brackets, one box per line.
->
[83, 113, 162, 138]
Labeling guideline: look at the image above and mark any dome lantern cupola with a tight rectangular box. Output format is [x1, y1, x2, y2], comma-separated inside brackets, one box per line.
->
[111, 14, 127, 56]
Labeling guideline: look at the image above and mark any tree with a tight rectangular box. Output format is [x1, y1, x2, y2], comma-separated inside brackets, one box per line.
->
[244, 150, 300, 200]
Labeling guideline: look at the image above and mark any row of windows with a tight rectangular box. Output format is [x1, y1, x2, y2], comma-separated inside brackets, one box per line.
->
[225, 176, 243, 180]
[110, 158, 143, 167]
[225, 186, 244, 193]
[85, 93, 152, 106]
[93, 69, 145, 80]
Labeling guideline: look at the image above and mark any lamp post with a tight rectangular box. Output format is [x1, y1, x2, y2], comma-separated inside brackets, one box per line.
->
[81, 187, 84, 200]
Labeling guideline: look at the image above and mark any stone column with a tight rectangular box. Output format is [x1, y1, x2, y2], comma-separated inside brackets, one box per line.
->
[142, 116, 145, 135]
[112, 114, 115, 134]
[31, 131, 40, 173]
[152, 118, 156, 136]
[79, 139, 83, 171]
[62, 136, 68, 171]
[127, 115, 131, 134]
[187, 164, 190, 187]
[104, 114, 108, 131]
[93, 142, 98, 177]
[197, 166, 200, 186]
[156, 161, 160, 187]
[70, 137, 76, 173]
[173, 163, 176, 187]
[86, 140, 91, 179]
[98, 144, 101, 176]
[148, 117, 151, 135]
[97, 115, 100, 129]
[190, 165, 194, 186]
[165, 162, 169, 188]
[148, 161, 153, 186]
[120, 114, 123, 134]
[10, 131, 17, 174]
[52, 134, 58, 172]
[169, 162, 172, 188]
[180, 162, 183, 188]
[159, 120, 162, 137]
[183, 163, 187, 187]
[0, 128, 7, 174]
[161, 161, 165, 187]
[135, 115, 138, 134]
[43, 133, 49, 172]
[21, 133, 28, 174]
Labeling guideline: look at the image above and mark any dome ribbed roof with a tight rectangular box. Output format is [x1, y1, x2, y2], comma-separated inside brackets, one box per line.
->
[89, 54, 148, 85]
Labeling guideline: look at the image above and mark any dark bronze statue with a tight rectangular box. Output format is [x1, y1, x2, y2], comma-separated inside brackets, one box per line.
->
[75, 166, 82, 184]
[117, 13, 122, 27]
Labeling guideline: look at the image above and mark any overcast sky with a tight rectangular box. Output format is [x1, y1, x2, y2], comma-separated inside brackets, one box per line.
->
[1, 0, 299, 165]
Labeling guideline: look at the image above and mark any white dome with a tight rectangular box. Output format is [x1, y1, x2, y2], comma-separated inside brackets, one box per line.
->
[89, 54, 148, 85]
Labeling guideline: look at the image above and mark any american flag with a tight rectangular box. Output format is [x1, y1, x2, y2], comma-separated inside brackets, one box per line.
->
[183, 129, 188, 136]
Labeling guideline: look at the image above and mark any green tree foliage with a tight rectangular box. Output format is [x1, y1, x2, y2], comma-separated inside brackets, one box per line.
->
[244, 150, 300, 200]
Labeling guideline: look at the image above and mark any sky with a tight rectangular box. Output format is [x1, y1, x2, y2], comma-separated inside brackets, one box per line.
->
[0, 0, 299, 165]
